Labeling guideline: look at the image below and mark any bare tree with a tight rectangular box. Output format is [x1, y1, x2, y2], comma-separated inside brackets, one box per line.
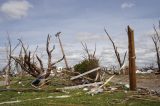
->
[5, 35, 12, 88]
[104, 29, 127, 71]
[81, 42, 97, 60]
[11, 34, 64, 87]
[152, 21, 160, 72]
[4, 34, 20, 88]
[55, 32, 69, 69]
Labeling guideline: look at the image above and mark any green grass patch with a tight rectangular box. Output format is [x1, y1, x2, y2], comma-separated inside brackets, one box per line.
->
[0, 76, 160, 106]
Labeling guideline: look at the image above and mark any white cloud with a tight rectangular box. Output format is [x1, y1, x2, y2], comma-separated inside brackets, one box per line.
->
[121, 2, 135, 9]
[76, 32, 107, 42]
[0, 0, 32, 20]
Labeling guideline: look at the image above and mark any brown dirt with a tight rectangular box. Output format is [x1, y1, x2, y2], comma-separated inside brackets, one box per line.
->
[108, 73, 160, 93]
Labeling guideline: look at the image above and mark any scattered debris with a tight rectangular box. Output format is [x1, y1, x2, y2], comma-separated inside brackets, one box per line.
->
[83, 88, 89, 91]
[124, 84, 130, 89]
[87, 75, 115, 95]
[63, 82, 103, 90]
[18, 81, 22, 84]
[47, 96, 53, 98]
[87, 87, 104, 96]
[17, 92, 21, 94]
[0, 100, 21, 105]
[0, 95, 71, 105]
[108, 87, 118, 91]
[136, 70, 154, 74]
[55, 95, 70, 98]
[99, 75, 115, 88]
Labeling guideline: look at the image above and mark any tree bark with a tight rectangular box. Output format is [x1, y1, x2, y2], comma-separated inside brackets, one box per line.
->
[128, 26, 137, 91]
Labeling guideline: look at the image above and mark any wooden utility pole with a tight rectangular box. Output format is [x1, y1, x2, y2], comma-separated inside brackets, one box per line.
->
[128, 26, 136, 91]
[55, 32, 69, 69]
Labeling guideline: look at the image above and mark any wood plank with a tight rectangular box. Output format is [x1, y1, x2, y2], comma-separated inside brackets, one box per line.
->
[70, 67, 100, 80]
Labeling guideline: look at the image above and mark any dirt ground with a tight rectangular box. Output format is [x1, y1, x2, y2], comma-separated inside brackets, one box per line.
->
[109, 73, 160, 93]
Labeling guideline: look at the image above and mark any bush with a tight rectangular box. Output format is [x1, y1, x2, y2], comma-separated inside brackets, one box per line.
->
[74, 59, 99, 79]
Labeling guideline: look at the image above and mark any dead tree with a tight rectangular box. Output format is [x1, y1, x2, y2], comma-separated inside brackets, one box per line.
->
[81, 42, 97, 60]
[152, 21, 160, 72]
[5, 35, 12, 88]
[104, 29, 127, 72]
[11, 34, 64, 87]
[4, 34, 20, 88]
[55, 32, 69, 69]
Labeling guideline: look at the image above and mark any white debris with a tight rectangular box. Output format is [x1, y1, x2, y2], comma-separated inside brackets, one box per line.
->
[124, 91, 128, 93]
[136, 70, 154, 74]
[147, 70, 154, 73]
[124, 84, 129, 88]
[55, 95, 70, 98]
[87, 88, 104, 96]
[17, 92, 21, 94]
[18, 81, 22, 84]
[0, 100, 21, 105]
[47, 96, 53, 98]
[35, 98, 40, 100]
[83, 88, 89, 91]
[63, 82, 103, 90]
[110, 87, 117, 91]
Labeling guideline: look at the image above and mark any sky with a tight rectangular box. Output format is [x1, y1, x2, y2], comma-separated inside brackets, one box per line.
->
[0, 0, 160, 69]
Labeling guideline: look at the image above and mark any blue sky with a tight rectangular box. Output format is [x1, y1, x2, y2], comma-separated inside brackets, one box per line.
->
[0, 0, 160, 68]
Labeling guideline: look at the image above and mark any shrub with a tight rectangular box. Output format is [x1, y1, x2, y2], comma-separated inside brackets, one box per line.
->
[74, 58, 99, 79]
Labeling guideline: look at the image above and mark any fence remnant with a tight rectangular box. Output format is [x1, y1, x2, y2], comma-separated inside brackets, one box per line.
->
[128, 26, 137, 91]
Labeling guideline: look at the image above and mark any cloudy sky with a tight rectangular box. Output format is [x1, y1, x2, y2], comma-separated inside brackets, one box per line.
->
[0, 0, 159, 69]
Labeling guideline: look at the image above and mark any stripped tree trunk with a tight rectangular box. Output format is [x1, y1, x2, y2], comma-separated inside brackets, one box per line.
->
[128, 26, 136, 91]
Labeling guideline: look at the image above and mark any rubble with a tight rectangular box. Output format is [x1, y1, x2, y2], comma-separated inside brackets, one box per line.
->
[136, 70, 154, 74]
[87, 75, 115, 95]
[62, 82, 103, 90]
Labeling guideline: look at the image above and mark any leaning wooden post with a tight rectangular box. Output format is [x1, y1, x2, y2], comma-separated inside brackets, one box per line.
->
[128, 26, 137, 90]
[55, 32, 69, 69]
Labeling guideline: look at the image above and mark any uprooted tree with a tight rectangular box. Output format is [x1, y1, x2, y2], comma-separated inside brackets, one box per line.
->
[152, 21, 160, 73]
[104, 28, 127, 74]
[11, 34, 64, 87]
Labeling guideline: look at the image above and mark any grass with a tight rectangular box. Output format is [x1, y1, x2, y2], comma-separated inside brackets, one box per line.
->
[0, 76, 160, 106]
